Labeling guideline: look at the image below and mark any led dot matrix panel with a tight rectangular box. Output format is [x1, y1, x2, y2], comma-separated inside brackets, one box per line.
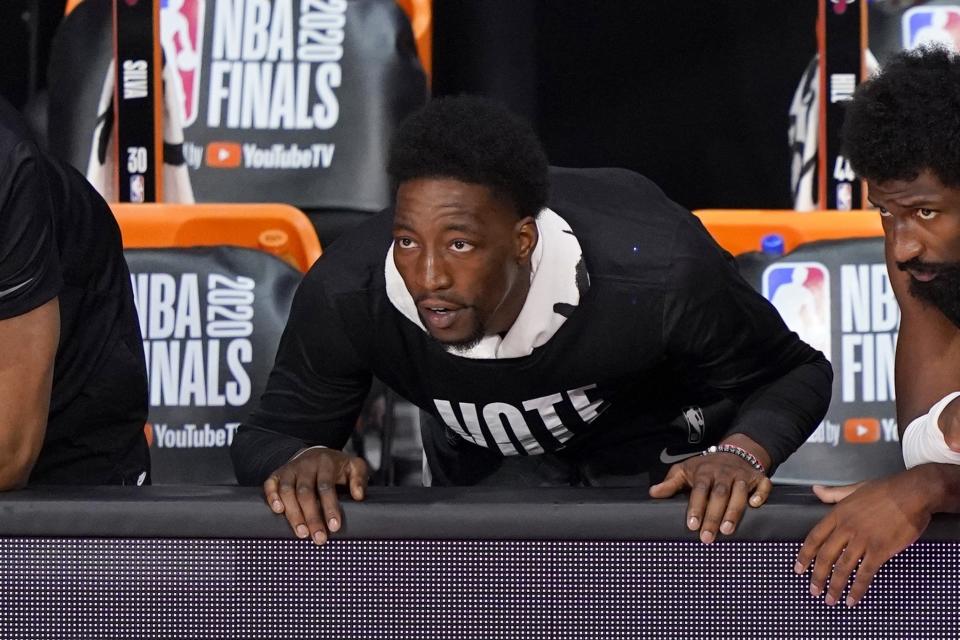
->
[1, 538, 957, 639]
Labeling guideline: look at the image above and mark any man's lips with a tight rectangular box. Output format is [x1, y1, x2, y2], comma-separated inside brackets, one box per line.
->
[908, 269, 938, 283]
[417, 300, 465, 331]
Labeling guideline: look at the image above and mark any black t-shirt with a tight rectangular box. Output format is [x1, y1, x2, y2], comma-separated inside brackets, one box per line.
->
[0, 98, 149, 485]
[232, 167, 832, 485]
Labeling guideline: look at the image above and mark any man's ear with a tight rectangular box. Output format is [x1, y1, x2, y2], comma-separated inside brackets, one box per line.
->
[515, 216, 538, 263]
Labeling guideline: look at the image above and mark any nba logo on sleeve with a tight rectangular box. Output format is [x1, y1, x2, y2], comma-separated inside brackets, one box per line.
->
[763, 262, 831, 361]
[160, 0, 206, 126]
[902, 6, 960, 51]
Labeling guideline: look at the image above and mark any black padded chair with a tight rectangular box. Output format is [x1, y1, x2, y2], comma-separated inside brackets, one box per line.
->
[124, 246, 300, 484]
[737, 237, 904, 485]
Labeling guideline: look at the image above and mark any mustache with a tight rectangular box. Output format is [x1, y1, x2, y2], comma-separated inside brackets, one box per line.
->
[413, 294, 469, 307]
[896, 258, 960, 276]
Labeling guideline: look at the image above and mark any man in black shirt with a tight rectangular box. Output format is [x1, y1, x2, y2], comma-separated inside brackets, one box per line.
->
[232, 96, 831, 545]
[0, 97, 148, 487]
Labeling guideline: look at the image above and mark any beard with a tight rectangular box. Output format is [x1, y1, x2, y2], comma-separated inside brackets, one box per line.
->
[899, 258, 960, 328]
[417, 308, 487, 352]
[445, 327, 486, 353]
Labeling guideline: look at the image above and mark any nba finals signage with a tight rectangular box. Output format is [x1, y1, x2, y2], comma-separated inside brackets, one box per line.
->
[125, 247, 300, 483]
[751, 238, 902, 484]
[161, 0, 426, 209]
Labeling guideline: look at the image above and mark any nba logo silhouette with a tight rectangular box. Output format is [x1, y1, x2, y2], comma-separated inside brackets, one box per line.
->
[763, 262, 831, 361]
[902, 6, 960, 51]
[160, 0, 205, 126]
[129, 174, 145, 202]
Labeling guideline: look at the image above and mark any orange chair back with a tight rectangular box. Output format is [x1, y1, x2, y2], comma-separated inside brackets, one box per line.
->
[694, 210, 883, 256]
[111, 203, 322, 273]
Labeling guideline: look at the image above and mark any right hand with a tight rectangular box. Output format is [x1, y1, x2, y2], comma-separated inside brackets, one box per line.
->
[263, 448, 369, 544]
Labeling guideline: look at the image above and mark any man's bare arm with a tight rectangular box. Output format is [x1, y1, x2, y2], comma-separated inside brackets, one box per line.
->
[0, 298, 59, 489]
[884, 232, 960, 429]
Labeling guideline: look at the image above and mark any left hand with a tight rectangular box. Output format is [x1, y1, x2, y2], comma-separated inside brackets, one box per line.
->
[649, 450, 772, 544]
[795, 469, 933, 608]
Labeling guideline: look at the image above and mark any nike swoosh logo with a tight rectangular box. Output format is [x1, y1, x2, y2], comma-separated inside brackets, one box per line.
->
[0, 278, 34, 299]
[659, 448, 702, 464]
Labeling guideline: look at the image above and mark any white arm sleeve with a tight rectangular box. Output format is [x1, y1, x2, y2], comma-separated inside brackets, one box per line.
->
[902, 391, 960, 469]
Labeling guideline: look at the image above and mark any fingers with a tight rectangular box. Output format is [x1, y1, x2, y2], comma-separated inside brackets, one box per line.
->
[648, 465, 689, 499]
[346, 457, 369, 501]
[263, 474, 284, 513]
[685, 477, 711, 534]
[275, 470, 310, 541]
[824, 541, 864, 606]
[261, 450, 369, 544]
[812, 482, 863, 504]
[719, 479, 750, 536]
[809, 530, 848, 599]
[845, 554, 881, 608]
[698, 480, 731, 544]
[317, 481, 342, 538]
[795, 517, 832, 577]
[297, 472, 329, 544]
[749, 476, 772, 508]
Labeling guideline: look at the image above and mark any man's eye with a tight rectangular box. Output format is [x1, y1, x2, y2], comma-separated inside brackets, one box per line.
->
[450, 240, 472, 252]
[877, 207, 892, 217]
[917, 208, 938, 220]
[397, 238, 417, 248]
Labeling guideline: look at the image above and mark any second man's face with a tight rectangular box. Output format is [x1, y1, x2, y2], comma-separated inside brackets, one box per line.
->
[391, 178, 537, 350]
[870, 169, 960, 326]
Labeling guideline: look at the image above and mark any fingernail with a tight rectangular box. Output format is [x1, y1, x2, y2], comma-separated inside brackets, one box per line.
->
[296, 525, 309, 539]
[313, 531, 326, 545]
[810, 584, 821, 597]
[328, 518, 339, 532]
[845, 596, 857, 608]
[825, 594, 837, 607]
[271, 500, 283, 512]
[700, 531, 715, 545]
[794, 562, 805, 575]
[720, 521, 734, 535]
[687, 516, 699, 530]
[750, 496, 762, 506]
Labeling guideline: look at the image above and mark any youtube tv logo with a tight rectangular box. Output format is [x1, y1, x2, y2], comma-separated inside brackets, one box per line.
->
[206, 141, 241, 168]
[843, 418, 880, 444]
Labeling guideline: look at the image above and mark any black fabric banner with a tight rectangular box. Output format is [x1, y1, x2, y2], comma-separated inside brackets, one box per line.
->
[124, 246, 301, 484]
[738, 237, 903, 485]
[819, 0, 866, 210]
[114, 0, 161, 202]
[166, 0, 427, 210]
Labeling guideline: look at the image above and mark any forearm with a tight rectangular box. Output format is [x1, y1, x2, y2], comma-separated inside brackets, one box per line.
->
[230, 425, 310, 486]
[727, 356, 833, 472]
[917, 463, 960, 515]
[0, 429, 44, 490]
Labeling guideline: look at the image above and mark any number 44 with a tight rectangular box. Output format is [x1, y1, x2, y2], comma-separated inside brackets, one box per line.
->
[833, 155, 855, 182]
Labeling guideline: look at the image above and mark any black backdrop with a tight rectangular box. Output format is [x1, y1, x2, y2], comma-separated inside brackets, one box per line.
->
[434, 0, 818, 211]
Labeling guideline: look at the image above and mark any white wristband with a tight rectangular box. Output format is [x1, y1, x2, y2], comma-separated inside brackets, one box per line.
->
[902, 391, 960, 469]
[289, 444, 328, 462]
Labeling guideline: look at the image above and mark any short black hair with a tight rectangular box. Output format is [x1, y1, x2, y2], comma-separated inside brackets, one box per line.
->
[387, 95, 549, 218]
[843, 46, 960, 187]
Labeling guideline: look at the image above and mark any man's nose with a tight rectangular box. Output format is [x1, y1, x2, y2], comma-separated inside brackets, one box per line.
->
[417, 251, 452, 292]
[891, 218, 924, 264]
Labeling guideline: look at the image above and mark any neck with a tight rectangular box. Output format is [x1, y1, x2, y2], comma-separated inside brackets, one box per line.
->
[487, 265, 533, 336]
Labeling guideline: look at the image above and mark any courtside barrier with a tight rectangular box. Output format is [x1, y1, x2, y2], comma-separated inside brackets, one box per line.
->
[0, 486, 957, 639]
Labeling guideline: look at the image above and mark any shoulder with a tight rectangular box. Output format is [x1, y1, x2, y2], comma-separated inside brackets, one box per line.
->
[547, 167, 724, 285]
[300, 208, 394, 298]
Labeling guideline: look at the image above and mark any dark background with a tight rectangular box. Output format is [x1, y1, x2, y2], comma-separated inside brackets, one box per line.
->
[3, 0, 821, 211]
